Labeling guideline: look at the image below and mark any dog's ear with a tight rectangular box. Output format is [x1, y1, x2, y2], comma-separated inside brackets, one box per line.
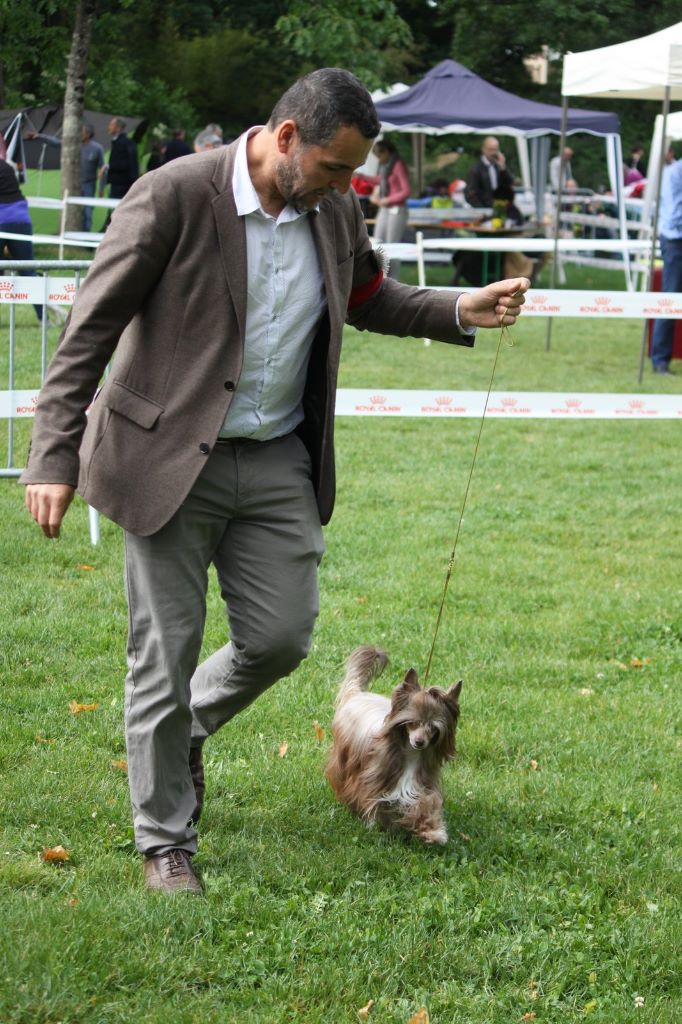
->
[390, 668, 420, 711]
[448, 680, 463, 701]
[403, 667, 420, 690]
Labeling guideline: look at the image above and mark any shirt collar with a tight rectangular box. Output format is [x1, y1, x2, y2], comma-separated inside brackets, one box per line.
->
[232, 127, 317, 222]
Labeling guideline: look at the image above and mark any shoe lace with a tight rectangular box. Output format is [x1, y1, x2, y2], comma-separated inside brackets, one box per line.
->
[166, 849, 188, 877]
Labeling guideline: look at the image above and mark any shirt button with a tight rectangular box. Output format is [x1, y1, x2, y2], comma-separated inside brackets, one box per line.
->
[199, 443, 210, 454]
[224, 380, 235, 391]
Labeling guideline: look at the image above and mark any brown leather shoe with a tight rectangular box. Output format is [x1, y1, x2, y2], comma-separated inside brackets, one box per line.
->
[189, 744, 205, 824]
[143, 849, 202, 894]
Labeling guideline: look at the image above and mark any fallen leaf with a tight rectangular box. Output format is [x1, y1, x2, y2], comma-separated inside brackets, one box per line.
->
[458, 831, 471, 843]
[630, 657, 651, 668]
[35, 735, 56, 745]
[530, 759, 539, 771]
[69, 701, 99, 714]
[110, 759, 128, 772]
[313, 721, 326, 742]
[579, 688, 594, 696]
[609, 659, 628, 670]
[41, 845, 70, 862]
[582, 999, 598, 1014]
[357, 999, 374, 1018]
[77, 564, 96, 571]
[279, 742, 288, 758]
[355, 596, 368, 604]
[522, 1015, 537, 1022]
[68, 897, 78, 907]
[408, 1011, 429, 1024]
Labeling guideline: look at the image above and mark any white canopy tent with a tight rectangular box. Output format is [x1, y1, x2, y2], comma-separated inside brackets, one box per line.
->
[561, 21, 682, 368]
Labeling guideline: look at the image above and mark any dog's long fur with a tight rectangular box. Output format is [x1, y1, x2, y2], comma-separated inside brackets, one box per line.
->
[326, 646, 462, 844]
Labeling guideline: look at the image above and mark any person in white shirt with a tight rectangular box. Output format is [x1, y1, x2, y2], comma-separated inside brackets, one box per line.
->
[24, 69, 528, 894]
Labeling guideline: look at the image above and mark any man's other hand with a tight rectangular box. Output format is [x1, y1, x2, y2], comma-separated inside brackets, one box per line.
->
[25, 484, 75, 538]
[458, 278, 530, 330]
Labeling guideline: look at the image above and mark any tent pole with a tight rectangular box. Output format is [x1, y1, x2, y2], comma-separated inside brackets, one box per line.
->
[638, 85, 670, 383]
[546, 96, 569, 351]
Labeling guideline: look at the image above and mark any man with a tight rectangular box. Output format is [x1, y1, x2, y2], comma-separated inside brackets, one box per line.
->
[651, 153, 682, 375]
[193, 128, 222, 153]
[22, 69, 528, 894]
[26, 124, 104, 231]
[162, 128, 193, 163]
[464, 136, 514, 209]
[549, 146, 575, 192]
[101, 117, 138, 196]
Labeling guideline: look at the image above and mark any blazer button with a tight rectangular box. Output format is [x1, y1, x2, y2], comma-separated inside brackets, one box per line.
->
[224, 380, 235, 391]
[199, 442, 210, 454]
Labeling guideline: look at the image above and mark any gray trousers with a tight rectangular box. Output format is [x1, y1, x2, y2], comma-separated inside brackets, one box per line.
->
[123, 433, 324, 854]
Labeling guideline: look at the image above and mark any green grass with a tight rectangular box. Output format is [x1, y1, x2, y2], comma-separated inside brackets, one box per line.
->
[1, 282, 681, 1022]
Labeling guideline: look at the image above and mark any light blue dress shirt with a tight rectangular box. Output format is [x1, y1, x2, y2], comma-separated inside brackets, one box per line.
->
[220, 129, 326, 440]
[659, 159, 682, 240]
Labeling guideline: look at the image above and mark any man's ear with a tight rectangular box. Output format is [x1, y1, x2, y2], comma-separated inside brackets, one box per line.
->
[275, 119, 297, 154]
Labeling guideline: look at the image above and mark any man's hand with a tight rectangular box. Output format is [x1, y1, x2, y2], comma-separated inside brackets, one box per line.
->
[25, 484, 75, 539]
[458, 277, 530, 330]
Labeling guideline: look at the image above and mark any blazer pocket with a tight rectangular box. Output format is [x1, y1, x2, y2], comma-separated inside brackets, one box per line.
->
[104, 380, 164, 430]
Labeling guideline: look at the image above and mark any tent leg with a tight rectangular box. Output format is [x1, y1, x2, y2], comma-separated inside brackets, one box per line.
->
[638, 86, 670, 383]
[545, 96, 569, 351]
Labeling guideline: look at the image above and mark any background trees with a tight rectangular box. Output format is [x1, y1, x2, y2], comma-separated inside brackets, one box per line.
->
[1, 0, 681, 186]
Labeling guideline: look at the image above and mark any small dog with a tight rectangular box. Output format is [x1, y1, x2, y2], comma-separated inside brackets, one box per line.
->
[326, 646, 462, 845]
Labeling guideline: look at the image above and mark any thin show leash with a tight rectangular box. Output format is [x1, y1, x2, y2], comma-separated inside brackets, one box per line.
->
[422, 296, 518, 685]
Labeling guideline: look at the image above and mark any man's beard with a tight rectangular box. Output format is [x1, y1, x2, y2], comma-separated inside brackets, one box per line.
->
[275, 155, 325, 213]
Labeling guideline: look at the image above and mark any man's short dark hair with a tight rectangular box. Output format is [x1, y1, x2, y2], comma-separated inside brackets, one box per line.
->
[82, 124, 95, 139]
[267, 68, 380, 146]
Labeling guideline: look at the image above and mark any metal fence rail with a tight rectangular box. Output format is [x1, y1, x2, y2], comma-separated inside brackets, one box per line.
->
[0, 259, 90, 476]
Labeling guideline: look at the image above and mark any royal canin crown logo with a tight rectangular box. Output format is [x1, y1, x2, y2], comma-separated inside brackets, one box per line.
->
[629, 400, 645, 409]
[532, 294, 546, 304]
[565, 399, 582, 408]
[65, 283, 77, 293]
[501, 397, 517, 407]
[435, 395, 452, 405]
[595, 296, 611, 306]
[370, 395, 387, 405]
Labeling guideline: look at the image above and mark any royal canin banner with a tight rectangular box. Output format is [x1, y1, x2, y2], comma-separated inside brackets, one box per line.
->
[3, 389, 681, 420]
[521, 290, 682, 319]
[0, 278, 77, 305]
[334, 391, 682, 419]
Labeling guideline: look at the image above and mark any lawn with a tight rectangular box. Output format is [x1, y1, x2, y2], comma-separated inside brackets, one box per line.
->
[0, 271, 680, 1022]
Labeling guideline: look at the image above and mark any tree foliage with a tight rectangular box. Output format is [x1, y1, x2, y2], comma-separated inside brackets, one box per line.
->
[2, 0, 682, 182]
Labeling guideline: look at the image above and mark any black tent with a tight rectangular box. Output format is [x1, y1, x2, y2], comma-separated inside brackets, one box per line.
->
[0, 106, 147, 170]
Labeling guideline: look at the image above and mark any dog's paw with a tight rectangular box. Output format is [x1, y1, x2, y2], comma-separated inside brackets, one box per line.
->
[420, 827, 448, 845]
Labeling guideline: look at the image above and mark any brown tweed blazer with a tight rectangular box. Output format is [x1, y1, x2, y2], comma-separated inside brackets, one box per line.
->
[21, 141, 471, 535]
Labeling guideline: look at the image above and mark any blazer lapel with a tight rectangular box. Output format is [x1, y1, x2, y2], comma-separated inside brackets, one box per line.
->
[211, 145, 247, 342]
[309, 204, 343, 337]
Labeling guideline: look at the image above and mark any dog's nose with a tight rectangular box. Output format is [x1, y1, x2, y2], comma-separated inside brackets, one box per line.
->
[413, 737, 426, 748]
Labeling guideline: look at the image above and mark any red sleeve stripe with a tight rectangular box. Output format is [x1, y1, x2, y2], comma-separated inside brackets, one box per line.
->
[347, 271, 384, 311]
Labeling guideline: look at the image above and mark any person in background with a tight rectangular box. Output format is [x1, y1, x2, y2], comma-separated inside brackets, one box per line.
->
[163, 128, 193, 163]
[145, 141, 165, 173]
[465, 136, 514, 208]
[365, 138, 410, 279]
[651, 152, 682, 375]
[100, 117, 139, 230]
[626, 144, 646, 176]
[193, 129, 222, 153]
[549, 146, 575, 191]
[26, 124, 104, 231]
[0, 156, 45, 322]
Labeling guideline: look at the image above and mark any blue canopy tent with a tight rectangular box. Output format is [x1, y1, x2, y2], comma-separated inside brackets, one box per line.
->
[374, 59, 622, 223]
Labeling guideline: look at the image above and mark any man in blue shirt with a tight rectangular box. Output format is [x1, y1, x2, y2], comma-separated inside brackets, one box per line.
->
[651, 155, 682, 375]
[27, 124, 104, 231]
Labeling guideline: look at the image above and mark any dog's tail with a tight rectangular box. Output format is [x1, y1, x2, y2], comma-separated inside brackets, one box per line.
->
[336, 645, 388, 707]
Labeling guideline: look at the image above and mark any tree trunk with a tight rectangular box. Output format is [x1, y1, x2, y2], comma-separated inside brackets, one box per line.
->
[62, 0, 97, 233]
